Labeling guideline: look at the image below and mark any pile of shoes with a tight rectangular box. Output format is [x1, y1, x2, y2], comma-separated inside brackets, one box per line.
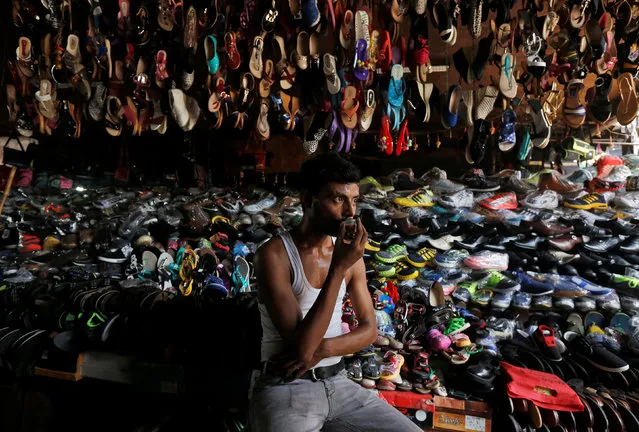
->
[342, 155, 639, 400]
[0, 181, 305, 374]
[9, 0, 639, 158]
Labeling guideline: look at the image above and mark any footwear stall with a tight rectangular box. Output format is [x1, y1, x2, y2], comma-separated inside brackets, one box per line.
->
[4, 0, 639, 431]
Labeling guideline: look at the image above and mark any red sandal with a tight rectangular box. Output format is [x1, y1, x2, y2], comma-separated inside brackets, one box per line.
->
[379, 115, 393, 155]
[396, 119, 410, 156]
[378, 31, 392, 72]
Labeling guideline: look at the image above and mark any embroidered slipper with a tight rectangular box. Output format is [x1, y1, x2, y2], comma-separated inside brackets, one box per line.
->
[259, 59, 274, 98]
[155, 50, 169, 88]
[354, 10, 370, 44]
[323, 53, 341, 94]
[204, 35, 219, 75]
[564, 79, 587, 128]
[35, 79, 58, 121]
[499, 52, 518, 99]
[616, 72, 639, 125]
[359, 89, 376, 131]
[341, 85, 359, 129]
[499, 109, 517, 151]
[417, 83, 433, 123]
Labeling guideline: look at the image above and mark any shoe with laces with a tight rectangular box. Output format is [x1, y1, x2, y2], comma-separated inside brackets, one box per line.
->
[393, 189, 435, 207]
[464, 251, 509, 271]
[596, 155, 624, 179]
[479, 192, 518, 210]
[491, 291, 514, 309]
[405, 247, 437, 267]
[564, 192, 608, 210]
[393, 261, 419, 280]
[379, 351, 404, 380]
[435, 249, 470, 268]
[567, 168, 595, 184]
[500, 176, 536, 196]
[438, 189, 474, 208]
[586, 177, 625, 193]
[538, 171, 583, 196]
[614, 192, 639, 209]
[376, 244, 408, 263]
[477, 270, 521, 292]
[522, 189, 559, 209]
[458, 169, 500, 192]
[608, 274, 639, 296]
[370, 261, 395, 277]
[511, 291, 532, 309]
[243, 196, 277, 214]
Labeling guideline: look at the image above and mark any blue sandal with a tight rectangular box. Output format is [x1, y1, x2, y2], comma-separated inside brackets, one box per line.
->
[387, 64, 406, 131]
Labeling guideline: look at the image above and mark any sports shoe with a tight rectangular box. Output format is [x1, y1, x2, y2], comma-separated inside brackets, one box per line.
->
[512, 291, 532, 309]
[393, 190, 435, 207]
[607, 164, 632, 183]
[607, 274, 639, 295]
[500, 176, 536, 196]
[478, 192, 517, 210]
[376, 244, 408, 263]
[458, 169, 500, 192]
[491, 291, 514, 309]
[362, 356, 380, 379]
[478, 270, 521, 293]
[567, 168, 594, 184]
[514, 271, 555, 296]
[587, 178, 625, 193]
[563, 192, 608, 210]
[379, 351, 404, 380]
[533, 325, 563, 362]
[614, 192, 639, 208]
[243, 196, 277, 214]
[435, 249, 470, 268]
[430, 179, 466, 194]
[346, 358, 363, 382]
[463, 251, 509, 271]
[371, 261, 395, 277]
[570, 335, 629, 372]
[522, 189, 559, 209]
[405, 247, 437, 267]
[453, 281, 477, 302]
[393, 261, 419, 280]
[438, 189, 474, 208]
[596, 155, 624, 179]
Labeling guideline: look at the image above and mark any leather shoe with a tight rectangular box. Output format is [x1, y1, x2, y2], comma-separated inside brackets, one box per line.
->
[521, 219, 573, 237]
[547, 234, 583, 251]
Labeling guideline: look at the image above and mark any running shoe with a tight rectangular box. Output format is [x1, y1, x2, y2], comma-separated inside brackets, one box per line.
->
[405, 247, 437, 267]
[513, 271, 555, 296]
[607, 165, 632, 183]
[522, 189, 559, 209]
[478, 192, 518, 210]
[586, 178, 625, 193]
[438, 189, 474, 208]
[511, 291, 532, 309]
[393, 189, 435, 207]
[458, 169, 500, 192]
[393, 261, 419, 280]
[376, 244, 409, 263]
[477, 271, 521, 293]
[435, 249, 470, 268]
[596, 155, 624, 179]
[463, 251, 509, 271]
[563, 192, 608, 210]
[567, 168, 594, 184]
[491, 291, 514, 309]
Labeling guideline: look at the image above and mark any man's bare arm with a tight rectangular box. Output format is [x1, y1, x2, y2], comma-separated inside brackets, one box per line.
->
[316, 259, 377, 358]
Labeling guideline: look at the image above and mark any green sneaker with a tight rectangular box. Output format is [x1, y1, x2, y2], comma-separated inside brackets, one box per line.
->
[609, 274, 639, 294]
[524, 169, 555, 185]
[478, 271, 521, 293]
[371, 261, 396, 277]
[472, 289, 493, 305]
[453, 281, 478, 303]
[376, 244, 408, 263]
[561, 137, 595, 161]
[443, 317, 470, 335]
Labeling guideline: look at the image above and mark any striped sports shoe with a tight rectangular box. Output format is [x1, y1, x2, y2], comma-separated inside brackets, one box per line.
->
[393, 189, 435, 207]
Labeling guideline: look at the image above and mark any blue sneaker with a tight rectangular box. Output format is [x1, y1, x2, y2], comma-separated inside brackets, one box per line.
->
[563, 276, 613, 296]
[475, 330, 499, 356]
[435, 249, 470, 268]
[492, 291, 514, 309]
[513, 271, 555, 296]
[512, 291, 532, 309]
[532, 295, 553, 309]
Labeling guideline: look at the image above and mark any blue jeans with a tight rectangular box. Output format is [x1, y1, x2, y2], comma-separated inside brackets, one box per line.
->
[249, 370, 422, 432]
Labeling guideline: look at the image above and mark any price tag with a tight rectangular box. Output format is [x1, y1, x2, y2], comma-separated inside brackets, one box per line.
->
[465, 415, 486, 432]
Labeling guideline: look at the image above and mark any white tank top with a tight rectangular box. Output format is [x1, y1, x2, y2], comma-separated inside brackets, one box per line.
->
[258, 231, 347, 368]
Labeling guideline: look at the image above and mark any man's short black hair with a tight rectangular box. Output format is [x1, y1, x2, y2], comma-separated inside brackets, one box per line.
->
[300, 152, 361, 195]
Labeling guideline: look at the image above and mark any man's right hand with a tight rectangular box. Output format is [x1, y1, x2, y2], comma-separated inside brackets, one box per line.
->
[331, 218, 368, 272]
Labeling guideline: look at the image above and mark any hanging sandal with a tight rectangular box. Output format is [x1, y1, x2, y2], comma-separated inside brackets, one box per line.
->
[225, 32, 241, 70]
[617, 72, 639, 125]
[204, 35, 219, 74]
[256, 100, 270, 140]
[259, 60, 274, 98]
[341, 85, 359, 129]
[396, 119, 410, 156]
[387, 64, 406, 131]
[564, 79, 586, 128]
[157, 0, 182, 32]
[379, 115, 394, 155]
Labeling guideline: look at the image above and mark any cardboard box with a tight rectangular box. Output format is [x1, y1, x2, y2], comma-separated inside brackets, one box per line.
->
[431, 396, 492, 432]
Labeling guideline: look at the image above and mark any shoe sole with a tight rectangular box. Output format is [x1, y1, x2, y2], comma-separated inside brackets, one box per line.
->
[397, 273, 419, 281]
[576, 353, 629, 373]
[97, 256, 127, 263]
[405, 258, 427, 268]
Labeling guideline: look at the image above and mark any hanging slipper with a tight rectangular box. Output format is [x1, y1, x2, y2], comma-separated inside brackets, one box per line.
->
[225, 32, 241, 70]
[118, 0, 131, 36]
[150, 99, 168, 135]
[303, 112, 330, 154]
[88, 81, 106, 122]
[529, 99, 551, 149]
[341, 86, 359, 130]
[564, 79, 587, 128]
[249, 36, 264, 78]
[378, 31, 392, 72]
[590, 74, 612, 123]
[499, 109, 517, 151]
[158, 0, 181, 32]
[35, 79, 58, 121]
[353, 39, 369, 81]
[354, 10, 370, 44]
[359, 89, 376, 131]
[308, 32, 320, 71]
[259, 60, 274, 98]
[475, 85, 499, 120]
[442, 85, 462, 128]
[396, 119, 410, 156]
[616, 72, 639, 126]
[323, 54, 341, 94]
[262, 0, 278, 33]
[16, 36, 35, 80]
[459, 89, 473, 127]
[585, 18, 605, 60]
[387, 64, 406, 131]
[417, 83, 434, 123]
[204, 35, 219, 75]
[280, 91, 294, 130]
[256, 100, 270, 140]
[543, 81, 564, 122]
[155, 50, 169, 88]
[340, 10, 354, 49]
[543, 11, 560, 40]
[379, 115, 393, 155]
[465, 119, 491, 165]
[414, 35, 430, 82]
[294, 31, 310, 70]
[499, 53, 518, 99]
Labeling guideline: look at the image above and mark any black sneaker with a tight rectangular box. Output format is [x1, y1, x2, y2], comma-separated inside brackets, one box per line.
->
[533, 325, 563, 362]
[595, 218, 638, 236]
[458, 168, 500, 192]
[569, 335, 629, 373]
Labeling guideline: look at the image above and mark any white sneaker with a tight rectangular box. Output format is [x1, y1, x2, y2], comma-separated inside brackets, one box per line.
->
[243, 197, 277, 214]
[438, 189, 474, 208]
[523, 189, 559, 209]
[614, 191, 639, 208]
